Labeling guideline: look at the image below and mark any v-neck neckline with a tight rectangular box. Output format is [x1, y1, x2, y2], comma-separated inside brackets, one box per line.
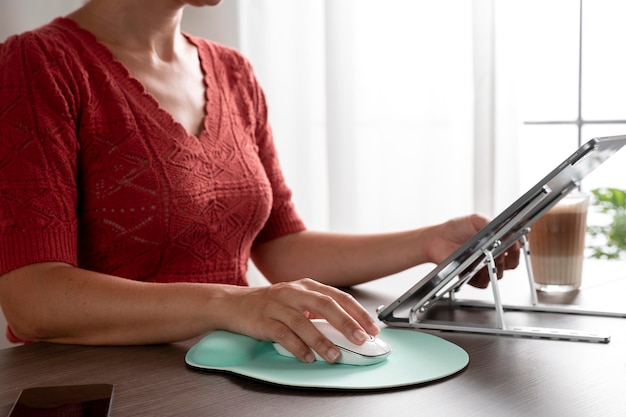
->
[57, 17, 211, 140]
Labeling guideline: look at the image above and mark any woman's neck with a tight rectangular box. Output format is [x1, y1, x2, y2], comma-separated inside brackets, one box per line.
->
[67, 0, 187, 62]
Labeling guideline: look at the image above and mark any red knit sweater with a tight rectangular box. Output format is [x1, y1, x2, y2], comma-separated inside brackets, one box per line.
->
[0, 18, 306, 286]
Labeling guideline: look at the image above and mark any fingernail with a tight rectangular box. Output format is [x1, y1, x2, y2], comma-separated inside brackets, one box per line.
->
[353, 329, 368, 343]
[304, 352, 315, 363]
[327, 347, 341, 362]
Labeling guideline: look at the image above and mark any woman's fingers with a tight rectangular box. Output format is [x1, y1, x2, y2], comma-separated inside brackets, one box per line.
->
[270, 316, 349, 363]
[467, 240, 522, 288]
[234, 278, 378, 363]
[298, 279, 379, 337]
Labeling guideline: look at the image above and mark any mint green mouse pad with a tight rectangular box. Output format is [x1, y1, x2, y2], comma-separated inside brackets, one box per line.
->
[185, 328, 469, 389]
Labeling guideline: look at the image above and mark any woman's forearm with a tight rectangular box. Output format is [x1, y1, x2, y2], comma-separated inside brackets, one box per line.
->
[0, 262, 380, 363]
[251, 214, 519, 289]
[0, 262, 240, 345]
[0, 263, 379, 362]
[250, 227, 439, 287]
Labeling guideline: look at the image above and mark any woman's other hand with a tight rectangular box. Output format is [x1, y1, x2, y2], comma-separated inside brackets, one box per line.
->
[426, 214, 521, 288]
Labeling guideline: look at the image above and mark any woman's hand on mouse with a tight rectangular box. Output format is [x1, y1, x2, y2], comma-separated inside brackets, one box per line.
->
[219, 278, 379, 363]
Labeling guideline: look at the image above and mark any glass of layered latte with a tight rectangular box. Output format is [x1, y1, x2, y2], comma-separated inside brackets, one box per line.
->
[528, 192, 590, 292]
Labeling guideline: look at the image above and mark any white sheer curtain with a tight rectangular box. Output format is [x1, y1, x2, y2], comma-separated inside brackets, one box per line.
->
[231, 0, 485, 234]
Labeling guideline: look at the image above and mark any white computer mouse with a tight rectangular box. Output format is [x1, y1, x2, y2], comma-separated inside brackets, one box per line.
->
[272, 319, 392, 366]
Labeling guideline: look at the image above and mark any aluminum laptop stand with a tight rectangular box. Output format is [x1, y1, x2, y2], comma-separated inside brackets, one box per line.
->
[382, 233, 626, 343]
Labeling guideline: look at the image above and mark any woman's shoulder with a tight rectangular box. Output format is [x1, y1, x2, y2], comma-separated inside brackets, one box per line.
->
[1, 17, 98, 78]
[2, 18, 75, 57]
[1, 17, 115, 105]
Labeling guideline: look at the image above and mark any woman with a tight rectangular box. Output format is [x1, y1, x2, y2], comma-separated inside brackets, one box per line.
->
[0, 0, 519, 363]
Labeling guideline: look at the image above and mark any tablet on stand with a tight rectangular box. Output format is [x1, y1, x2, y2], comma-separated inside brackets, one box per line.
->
[377, 135, 626, 343]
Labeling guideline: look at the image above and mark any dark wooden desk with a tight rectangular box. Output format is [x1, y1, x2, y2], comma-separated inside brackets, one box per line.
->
[2, 261, 625, 417]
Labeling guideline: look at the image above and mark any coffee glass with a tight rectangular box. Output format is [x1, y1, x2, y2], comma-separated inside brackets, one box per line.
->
[527, 191, 590, 292]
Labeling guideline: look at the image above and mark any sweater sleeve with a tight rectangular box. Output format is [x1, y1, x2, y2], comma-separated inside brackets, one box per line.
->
[223, 49, 306, 245]
[0, 33, 81, 275]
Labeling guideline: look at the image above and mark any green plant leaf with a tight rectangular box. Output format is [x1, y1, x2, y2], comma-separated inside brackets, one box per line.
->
[587, 188, 626, 260]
